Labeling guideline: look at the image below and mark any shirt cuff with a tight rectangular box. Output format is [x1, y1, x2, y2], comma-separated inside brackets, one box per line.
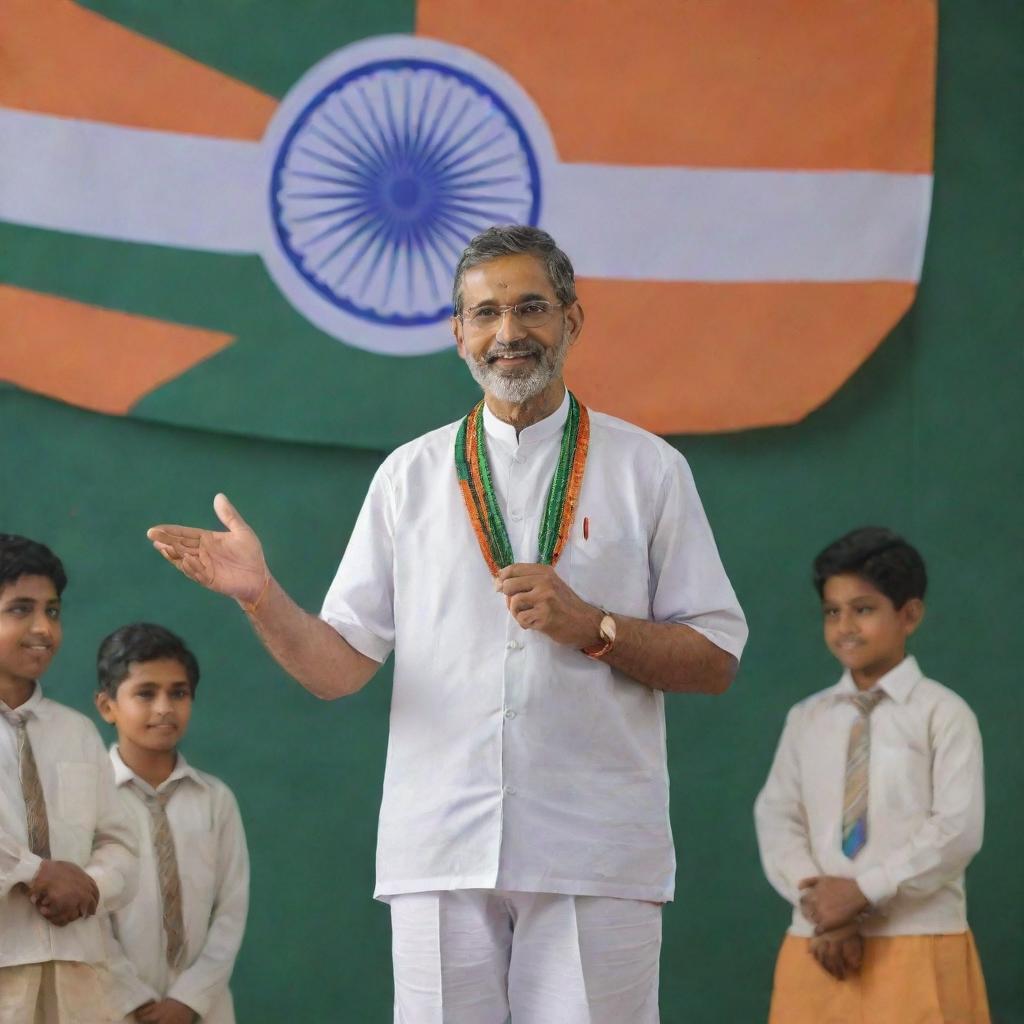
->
[165, 979, 212, 1020]
[855, 864, 895, 907]
[319, 614, 391, 664]
[11, 851, 43, 889]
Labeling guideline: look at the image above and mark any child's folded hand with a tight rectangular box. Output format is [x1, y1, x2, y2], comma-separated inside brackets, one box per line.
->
[808, 921, 863, 980]
[798, 875, 868, 933]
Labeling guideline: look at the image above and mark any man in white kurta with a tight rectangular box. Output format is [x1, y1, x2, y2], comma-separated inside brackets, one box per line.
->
[149, 226, 747, 1023]
[322, 389, 745, 904]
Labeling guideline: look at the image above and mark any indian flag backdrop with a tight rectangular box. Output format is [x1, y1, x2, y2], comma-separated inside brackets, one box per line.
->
[0, 0, 936, 449]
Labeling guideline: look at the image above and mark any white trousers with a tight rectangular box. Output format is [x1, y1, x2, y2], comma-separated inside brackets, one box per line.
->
[390, 890, 662, 1024]
[0, 962, 114, 1024]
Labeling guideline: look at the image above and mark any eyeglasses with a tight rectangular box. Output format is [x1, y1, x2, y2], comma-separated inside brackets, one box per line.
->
[459, 301, 563, 330]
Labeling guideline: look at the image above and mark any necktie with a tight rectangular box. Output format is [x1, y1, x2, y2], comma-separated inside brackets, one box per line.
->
[134, 780, 187, 970]
[3, 711, 51, 859]
[841, 690, 886, 858]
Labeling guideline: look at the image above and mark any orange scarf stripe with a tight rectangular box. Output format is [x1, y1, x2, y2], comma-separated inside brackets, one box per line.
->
[458, 478, 500, 576]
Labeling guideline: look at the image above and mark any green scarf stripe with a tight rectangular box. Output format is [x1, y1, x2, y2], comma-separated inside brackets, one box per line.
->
[474, 407, 515, 566]
[538, 395, 576, 544]
[538, 396, 579, 561]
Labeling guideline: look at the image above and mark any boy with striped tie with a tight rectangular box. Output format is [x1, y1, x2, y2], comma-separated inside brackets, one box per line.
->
[0, 534, 138, 1022]
[95, 624, 248, 1024]
[754, 527, 990, 1023]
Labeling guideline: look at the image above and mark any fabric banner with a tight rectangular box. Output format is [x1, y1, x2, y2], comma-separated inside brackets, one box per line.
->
[0, 0, 936, 448]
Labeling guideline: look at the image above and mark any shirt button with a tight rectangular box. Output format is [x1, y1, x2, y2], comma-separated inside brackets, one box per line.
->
[509, 509, 523, 521]
[506, 640, 521, 651]
[504, 785, 517, 796]
[504, 708, 517, 719]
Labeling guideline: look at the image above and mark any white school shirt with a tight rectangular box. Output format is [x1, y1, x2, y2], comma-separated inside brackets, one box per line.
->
[0, 684, 138, 968]
[321, 389, 748, 903]
[103, 748, 249, 1023]
[754, 655, 984, 937]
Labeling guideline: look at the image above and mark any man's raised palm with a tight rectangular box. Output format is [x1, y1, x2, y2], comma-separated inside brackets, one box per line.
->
[147, 493, 268, 604]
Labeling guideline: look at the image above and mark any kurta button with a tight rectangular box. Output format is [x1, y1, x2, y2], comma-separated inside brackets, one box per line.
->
[504, 708, 516, 719]
[504, 785, 517, 796]
[509, 509, 523, 521]
[506, 640, 521, 651]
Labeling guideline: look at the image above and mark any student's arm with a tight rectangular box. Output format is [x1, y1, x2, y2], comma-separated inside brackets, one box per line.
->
[853, 698, 984, 908]
[100, 913, 161, 1019]
[148, 494, 380, 700]
[754, 705, 823, 909]
[165, 784, 249, 1020]
[83, 729, 139, 913]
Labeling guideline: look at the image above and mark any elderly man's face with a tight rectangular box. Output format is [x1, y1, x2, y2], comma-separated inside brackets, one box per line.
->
[452, 254, 583, 404]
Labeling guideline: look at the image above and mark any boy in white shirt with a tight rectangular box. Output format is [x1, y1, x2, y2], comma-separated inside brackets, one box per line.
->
[754, 527, 990, 1023]
[0, 533, 138, 1023]
[95, 623, 248, 1024]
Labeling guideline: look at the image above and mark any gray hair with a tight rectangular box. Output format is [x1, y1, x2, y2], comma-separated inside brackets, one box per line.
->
[451, 225, 577, 315]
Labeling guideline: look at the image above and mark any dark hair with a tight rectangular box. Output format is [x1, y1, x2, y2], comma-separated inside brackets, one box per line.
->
[813, 527, 927, 609]
[97, 623, 200, 697]
[0, 534, 67, 596]
[452, 225, 577, 315]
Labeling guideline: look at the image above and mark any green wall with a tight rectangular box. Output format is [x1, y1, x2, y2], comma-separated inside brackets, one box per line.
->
[2, 1, 1021, 1020]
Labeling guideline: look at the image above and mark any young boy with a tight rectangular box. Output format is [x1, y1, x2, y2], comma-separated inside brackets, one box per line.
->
[754, 527, 990, 1023]
[0, 533, 138, 1022]
[95, 623, 248, 1024]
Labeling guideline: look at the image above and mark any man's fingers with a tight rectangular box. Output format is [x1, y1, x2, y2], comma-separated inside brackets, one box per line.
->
[798, 877, 819, 890]
[147, 526, 204, 546]
[214, 492, 250, 533]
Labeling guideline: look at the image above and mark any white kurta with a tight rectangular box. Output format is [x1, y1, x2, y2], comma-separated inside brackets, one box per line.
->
[103, 748, 249, 1023]
[0, 685, 138, 969]
[321, 391, 747, 903]
[754, 655, 985, 936]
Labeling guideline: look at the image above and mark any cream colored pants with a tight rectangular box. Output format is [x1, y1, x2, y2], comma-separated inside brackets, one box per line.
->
[0, 962, 114, 1024]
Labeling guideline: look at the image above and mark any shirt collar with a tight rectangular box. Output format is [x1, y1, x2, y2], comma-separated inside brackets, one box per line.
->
[0, 682, 45, 724]
[832, 654, 923, 705]
[110, 744, 208, 795]
[481, 388, 570, 450]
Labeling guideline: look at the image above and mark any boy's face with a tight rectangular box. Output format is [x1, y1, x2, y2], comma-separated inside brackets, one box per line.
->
[822, 573, 923, 686]
[0, 575, 62, 690]
[96, 657, 194, 755]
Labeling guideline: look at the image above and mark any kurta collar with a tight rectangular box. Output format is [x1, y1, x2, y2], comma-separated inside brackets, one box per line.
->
[481, 388, 570, 449]
[110, 743, 208, 794]
[833, 655, 923, 705]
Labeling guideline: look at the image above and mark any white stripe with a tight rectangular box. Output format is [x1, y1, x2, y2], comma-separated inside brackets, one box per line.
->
[0, 108, 930, 281]
[0, 109, 267, 253]
[546, 164, 931, 282]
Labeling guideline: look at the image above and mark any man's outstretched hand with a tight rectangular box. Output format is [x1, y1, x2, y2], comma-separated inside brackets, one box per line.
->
[147, 494, 268, 606]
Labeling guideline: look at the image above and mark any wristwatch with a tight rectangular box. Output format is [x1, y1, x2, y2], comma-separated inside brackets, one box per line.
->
[582, 611, 617, 659]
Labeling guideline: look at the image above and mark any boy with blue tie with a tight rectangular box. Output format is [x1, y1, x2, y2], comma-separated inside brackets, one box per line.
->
[755, 527, 990, 1023]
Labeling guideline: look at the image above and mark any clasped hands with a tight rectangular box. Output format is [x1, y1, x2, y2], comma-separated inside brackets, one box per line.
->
[132, 998, 198, 1024]
[494, 564, 602, 648]
[798, 875, 870, 981]
[20, 859, 99, 926]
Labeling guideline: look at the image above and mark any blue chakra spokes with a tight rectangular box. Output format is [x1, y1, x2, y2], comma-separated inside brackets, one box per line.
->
[270, 59, 541, 327]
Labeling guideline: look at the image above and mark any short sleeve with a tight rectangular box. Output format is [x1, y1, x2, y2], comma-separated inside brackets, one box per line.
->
[648, 449, 748, 660]
[319, 462, 396, 663]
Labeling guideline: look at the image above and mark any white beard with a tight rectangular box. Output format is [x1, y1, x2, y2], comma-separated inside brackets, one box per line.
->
[464, 329, 571, 404]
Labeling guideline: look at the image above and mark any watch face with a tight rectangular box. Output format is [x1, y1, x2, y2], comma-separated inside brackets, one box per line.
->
[601, 614, 617, 643]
